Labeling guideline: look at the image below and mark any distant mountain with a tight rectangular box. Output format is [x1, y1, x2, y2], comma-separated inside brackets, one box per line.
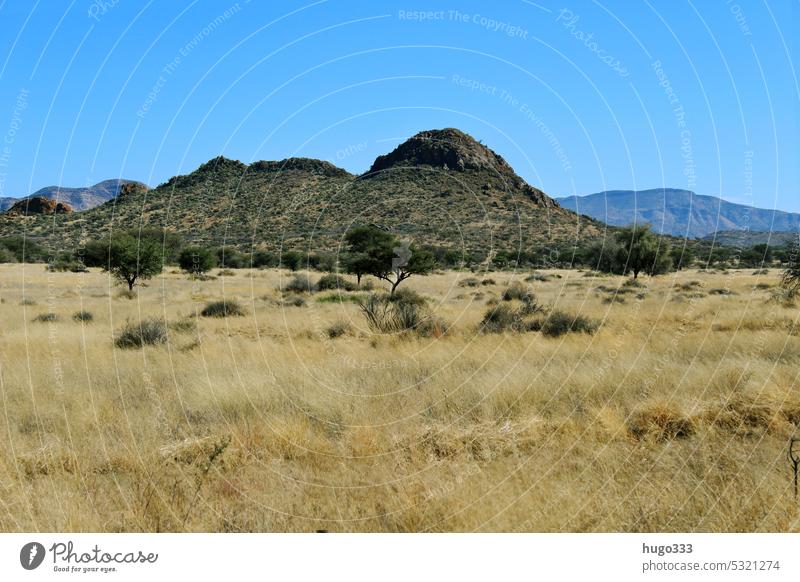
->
[556, 189, 800, 239]
[702, 230, 799, 248]
[2, 179, 147, 212]
[0, 128, 600, 255]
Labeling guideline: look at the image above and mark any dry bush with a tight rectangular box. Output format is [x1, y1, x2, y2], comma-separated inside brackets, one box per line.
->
[627, 402, 695, 441]
[115, 318, 168, 348]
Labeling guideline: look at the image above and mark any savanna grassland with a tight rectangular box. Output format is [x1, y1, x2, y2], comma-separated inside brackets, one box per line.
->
[1, 263, 799, 532]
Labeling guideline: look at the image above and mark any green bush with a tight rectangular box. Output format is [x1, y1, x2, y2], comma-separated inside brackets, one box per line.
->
[534, 311, 599, 337]
[282, 274, 316, 293]
[179, 246, 216, 275]
[114, 319, 168, 348]
[388, 287, 426, 306]
[201, 300, 245, 318]
[47, 259, 88, 273]
[72, 311, 94, 323]
[480, 304, 524, 333]
[501, 282, 535, 303]
[316, 273, 356, 292]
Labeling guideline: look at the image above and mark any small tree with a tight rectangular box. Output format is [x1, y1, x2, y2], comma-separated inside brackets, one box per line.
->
[781, 239, 800, 298]
[281, 251, 303, 271]
[179, 246, 216, 276]
[344, 225, 435, 294]
[105, 234, 163, 291]
[615, 224, 672, 279]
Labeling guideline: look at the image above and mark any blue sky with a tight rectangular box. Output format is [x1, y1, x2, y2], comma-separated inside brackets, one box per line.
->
[0, 0, 797, 211]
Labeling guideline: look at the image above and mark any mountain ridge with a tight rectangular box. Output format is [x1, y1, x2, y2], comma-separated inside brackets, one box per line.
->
[0, 179, 148, 212]
[557, 188, 800, 238]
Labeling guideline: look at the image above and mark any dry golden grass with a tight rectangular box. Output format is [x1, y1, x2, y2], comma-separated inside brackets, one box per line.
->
[0, 264, 798, 532]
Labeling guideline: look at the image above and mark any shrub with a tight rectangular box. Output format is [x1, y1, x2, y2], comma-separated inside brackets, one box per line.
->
[281, 251, 303, 271]
[114, 318, 167, 348]
[33, 313, 59, 323]
[20, 298, 36, 306]
[389, 287, 426, 306]
[47, 259, 88, 273]
[622, 278, 646, 288]
[201, 300, 245, 318]
[178, 246, 216, 275]
[357, 293, 442, 335]
[501, 282, 530, 301]
[283, 295, 307, 307]
[252, 250, 279, 268]
[282, 274, 316, 294]
[169, 318, 197, 333]
[326, 321, 352, 339]
[535, 310, 599, 337]
[480, 304, 523, 333]
[72, 311, 93, 323]
[316, 273, 356, 292]
[217, 269, 235, 277]
[628, 402, 695, 441]
[116, 289, 136, 300]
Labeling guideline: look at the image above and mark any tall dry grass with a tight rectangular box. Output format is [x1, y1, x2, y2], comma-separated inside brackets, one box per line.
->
[0, 264, 798, 532]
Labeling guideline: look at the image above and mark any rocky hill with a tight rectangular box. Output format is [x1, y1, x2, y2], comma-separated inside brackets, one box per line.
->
[0, 129, 601, 257]
[1, 179, 147, 212]
[557, 188, 800, 238]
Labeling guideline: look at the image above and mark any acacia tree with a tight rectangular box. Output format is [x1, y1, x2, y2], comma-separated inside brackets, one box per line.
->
[615, 224, 673, 279]
[105, 234, 164, 291]
[344, 225, 435, 293]
[781, 239, 800, 298]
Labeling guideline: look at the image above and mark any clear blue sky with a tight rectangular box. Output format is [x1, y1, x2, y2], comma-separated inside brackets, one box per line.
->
[0, 0, 797, 211]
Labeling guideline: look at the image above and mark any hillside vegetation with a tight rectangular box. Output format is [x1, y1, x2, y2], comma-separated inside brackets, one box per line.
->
[0, 129, 601, 258]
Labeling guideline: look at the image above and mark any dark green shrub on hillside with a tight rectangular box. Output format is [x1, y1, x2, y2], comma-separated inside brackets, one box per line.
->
[0, 245, 16, 263]
[252, 250, 279, 268]
[179, 246, 216, 275]
[215, 247, 246, 269]
[0, 236, 46, 263]
[281, 251, 303, 271]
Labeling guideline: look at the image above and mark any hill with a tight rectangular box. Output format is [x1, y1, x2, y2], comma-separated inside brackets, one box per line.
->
[557, 189, 800, 239]
[1, 179, 147, 212]
[0, 129, 600, 258]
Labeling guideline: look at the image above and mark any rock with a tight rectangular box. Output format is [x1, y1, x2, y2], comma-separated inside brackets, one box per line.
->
[6, 196, 73, 215]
